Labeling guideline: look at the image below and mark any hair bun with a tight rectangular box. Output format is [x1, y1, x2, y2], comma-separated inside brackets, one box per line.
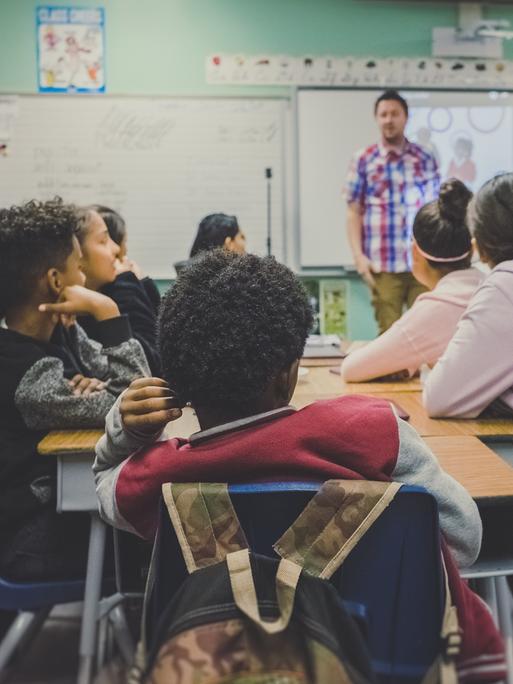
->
[438, 179, 472, 224]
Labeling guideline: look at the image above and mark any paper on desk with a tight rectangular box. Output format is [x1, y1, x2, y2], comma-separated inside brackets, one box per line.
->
[306, 334, 341, 347]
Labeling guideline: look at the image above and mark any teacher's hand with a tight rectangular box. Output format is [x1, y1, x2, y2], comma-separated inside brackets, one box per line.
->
[355, 254, 376, 289]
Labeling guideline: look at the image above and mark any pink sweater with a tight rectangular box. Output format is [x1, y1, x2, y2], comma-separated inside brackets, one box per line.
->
[424, 260, 513, 418]
[341, 268, 484, 382]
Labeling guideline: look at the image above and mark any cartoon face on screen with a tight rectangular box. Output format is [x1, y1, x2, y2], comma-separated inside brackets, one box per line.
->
[447, 134, 476, 186]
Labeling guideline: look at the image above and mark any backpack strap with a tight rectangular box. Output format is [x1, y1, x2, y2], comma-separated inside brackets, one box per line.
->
[163, 483, 303, 635]
[420, 556, 461, 684]
[273, 479, 402, 579]
[227, 548, 302, 635]
[162, 482, 248, 573]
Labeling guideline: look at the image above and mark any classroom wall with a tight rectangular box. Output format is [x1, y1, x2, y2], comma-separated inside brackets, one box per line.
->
[3, 0, 513, 96]
[2, 0, 511, 339]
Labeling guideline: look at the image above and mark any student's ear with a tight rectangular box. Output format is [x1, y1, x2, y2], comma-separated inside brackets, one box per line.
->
[45, 268, 63, 299]
[276, 359, 300, 403]
[411, 240, 423, 268]
[223, 236, 234, 251]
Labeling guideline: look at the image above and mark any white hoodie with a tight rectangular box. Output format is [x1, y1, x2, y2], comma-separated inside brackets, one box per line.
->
[424, 260, 513, 418]
[341, 268, 484, 382]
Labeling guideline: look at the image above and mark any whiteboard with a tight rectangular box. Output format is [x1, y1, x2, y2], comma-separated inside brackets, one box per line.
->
[297, 88, 513, 267]
[0, 96, 285, 278]
[298, 89, 379, 268]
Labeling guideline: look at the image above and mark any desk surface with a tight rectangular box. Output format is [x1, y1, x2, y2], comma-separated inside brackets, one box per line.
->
[38, 429, 103, 455]
[37, 366, 513, 500]
[297, 366, 422, 395]
[424, 436, 513, 500]
[368, 392, 513, 438]
[38, 428, 513, 501]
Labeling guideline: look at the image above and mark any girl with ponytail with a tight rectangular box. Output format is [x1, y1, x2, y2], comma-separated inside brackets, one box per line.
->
[342, 179, 484, 382]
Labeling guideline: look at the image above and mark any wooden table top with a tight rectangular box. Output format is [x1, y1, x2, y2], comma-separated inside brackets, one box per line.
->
[296, 366, 422, 396]
[37, 428, 513, 501]
[38, 429, 104, 455]
[424, 436, 513, 501]
[37, 366, 513, 500]
[368, 391, 513, 438]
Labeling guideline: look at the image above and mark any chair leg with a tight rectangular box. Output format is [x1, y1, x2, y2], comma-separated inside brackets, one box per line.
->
[476, 576, 499, 625]
[108, 605, 134, 666]
[0, 609, 49, 672]
[77, 513, 107, 684]
[496, 577, 513, 684]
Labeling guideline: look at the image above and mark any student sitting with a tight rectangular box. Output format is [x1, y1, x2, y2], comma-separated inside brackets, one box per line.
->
[342, 179, 484, 382]
[424, 173, 513, 418]
[174, 213, 246, 275]
[0, 199, 149, 581]
[75, 206, 162, 375]
[94, 250, 503, 682]
[93, 204, 161, 314]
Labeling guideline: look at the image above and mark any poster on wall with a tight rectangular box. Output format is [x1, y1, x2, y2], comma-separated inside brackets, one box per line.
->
[37, 6, 105, 93]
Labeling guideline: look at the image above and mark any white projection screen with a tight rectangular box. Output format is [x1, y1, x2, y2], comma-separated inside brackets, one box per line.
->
[298, 89, 513, 267]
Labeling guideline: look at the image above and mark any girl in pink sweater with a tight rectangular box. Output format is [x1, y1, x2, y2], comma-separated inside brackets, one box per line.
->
[342, 179, 484, 382]
[424, 173, 513, 417]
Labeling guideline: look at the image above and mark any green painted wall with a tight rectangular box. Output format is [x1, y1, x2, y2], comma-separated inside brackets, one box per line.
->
[1, 0, 509, 338]
[3, 0, 513, 96]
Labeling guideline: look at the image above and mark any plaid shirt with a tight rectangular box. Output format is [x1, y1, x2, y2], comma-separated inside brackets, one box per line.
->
[345, 140, 440, 273]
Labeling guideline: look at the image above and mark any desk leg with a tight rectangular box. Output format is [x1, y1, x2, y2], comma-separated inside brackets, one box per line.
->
[77, 513, 106, 684]
[496, 577, 513, 684]
[476, 577, 499, 625]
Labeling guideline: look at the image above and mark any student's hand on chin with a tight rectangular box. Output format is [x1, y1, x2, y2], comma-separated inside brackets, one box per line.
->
[115, 257, 143, 280]
[120, 377, 183, 436]
[39, 285, 120, 321]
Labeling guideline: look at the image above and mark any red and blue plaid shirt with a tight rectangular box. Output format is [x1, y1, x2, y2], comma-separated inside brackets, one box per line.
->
[345, 140, 440, 273]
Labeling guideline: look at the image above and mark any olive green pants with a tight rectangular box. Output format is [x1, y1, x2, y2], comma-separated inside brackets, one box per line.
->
[371, 271, 427, 334]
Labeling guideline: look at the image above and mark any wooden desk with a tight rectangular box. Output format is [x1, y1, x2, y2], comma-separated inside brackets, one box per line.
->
[424, 436, 513, 501]
[37, 407, 201, 457]
[295, 366, 422, 398]
[366, 392, 513, 439]
[38, 429, 103, 455]
[38, 428, 513, 503]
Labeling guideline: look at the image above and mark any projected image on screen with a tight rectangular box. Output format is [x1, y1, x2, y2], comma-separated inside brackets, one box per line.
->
[408, 106, 513, 190]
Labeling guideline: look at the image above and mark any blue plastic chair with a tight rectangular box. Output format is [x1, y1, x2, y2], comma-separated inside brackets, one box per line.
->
[149, 482, 444, 684]
[0, 575, 87, 672]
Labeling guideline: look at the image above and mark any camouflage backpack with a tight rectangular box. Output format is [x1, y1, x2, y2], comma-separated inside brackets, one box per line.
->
[130, 480, 460, 684]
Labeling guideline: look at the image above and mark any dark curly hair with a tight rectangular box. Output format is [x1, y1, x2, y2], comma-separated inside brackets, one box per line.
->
[158, 250, 313, 411]
[0, 198, 76, 316]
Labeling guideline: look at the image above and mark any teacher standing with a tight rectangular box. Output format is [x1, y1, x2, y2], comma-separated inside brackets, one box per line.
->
[345, 90, 440, 333]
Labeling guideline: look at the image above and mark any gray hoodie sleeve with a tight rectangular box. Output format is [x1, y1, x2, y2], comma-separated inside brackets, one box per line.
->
[15, 323, 150, 430]
[94, 394, 164, 532]
[391, 411, 482, 568]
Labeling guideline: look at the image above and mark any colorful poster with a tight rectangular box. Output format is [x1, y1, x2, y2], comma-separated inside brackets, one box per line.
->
[302, 279, 321, 335]
[320, 280, 347, 336]
[37, 6, 105, 93]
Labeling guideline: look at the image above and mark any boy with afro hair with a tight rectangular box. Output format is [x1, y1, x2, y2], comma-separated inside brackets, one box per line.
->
[94, 249, 503, 683]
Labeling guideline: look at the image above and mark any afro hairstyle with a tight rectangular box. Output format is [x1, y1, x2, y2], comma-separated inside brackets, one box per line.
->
[0, 198, 76, 316]
[158, 249, 313, 412]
